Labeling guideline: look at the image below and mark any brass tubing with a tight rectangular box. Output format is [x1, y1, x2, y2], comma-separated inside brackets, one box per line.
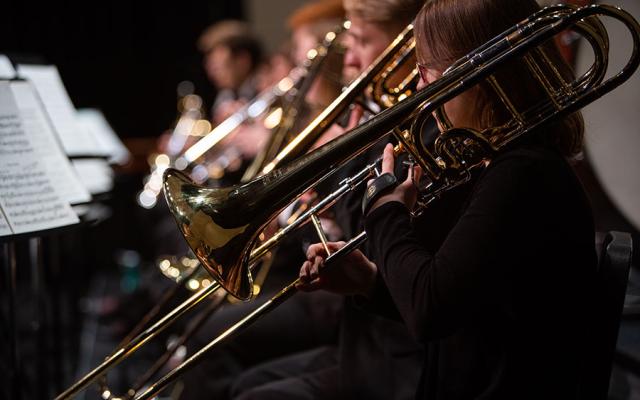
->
[134, 232, 368, 400]
[54, 282, 221, 400]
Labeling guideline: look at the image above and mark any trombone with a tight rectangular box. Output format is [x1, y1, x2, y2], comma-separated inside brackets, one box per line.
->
[152, 5, 639, 398]
[171, 22, 347, 178]
[57, 4, 639, 399]
[240, 23, 349, 181]
[56, 22, 417, 400]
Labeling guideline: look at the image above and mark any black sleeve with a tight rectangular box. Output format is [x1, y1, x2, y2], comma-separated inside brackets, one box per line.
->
[364, 153, 540, 342]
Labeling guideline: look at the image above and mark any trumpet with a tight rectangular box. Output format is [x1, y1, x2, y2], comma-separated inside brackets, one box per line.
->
[56, 4, 640, 399]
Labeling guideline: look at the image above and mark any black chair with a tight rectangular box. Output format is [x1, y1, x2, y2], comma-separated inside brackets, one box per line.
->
[582, 231, 633, 400]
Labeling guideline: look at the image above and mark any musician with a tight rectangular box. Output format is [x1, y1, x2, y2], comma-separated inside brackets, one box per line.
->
[229, 1, 426, 399]
[177, 3, 347, 399]
[198, 20, 263, 124]
[226, 0, 345, 162]
[300, 0, 597, 399]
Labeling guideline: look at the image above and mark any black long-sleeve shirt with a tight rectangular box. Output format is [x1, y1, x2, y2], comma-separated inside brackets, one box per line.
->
[365, 142, 597, 399]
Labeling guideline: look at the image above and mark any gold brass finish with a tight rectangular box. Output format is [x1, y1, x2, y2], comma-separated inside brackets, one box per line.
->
[147, 6, 638, 400]
[259, 24, 418, 176]
[56, 5, 639, 400]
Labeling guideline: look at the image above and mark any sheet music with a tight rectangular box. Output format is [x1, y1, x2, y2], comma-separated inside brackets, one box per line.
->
[71, 159, 114, 195]
[0, 55, 16, 79]
[0, 82, 78, 236]
[17, 64, 105, 157]
[10, 81, 92, 204]
[77, 108, 131, 165]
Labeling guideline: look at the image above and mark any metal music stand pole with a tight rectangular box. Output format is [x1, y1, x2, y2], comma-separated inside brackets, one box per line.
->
[29, 237, 47, 399]
[3, 241, 22, 400]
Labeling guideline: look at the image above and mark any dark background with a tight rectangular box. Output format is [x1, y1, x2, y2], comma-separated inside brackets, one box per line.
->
[0, 2, 638, 399]
[0, 0, 244, 139]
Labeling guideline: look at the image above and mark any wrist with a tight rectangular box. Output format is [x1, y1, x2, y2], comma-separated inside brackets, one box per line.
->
[368, 193, 406, 214]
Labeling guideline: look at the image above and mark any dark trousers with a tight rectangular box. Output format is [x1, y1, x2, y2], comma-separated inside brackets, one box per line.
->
[230, 346, 342, 400]
[177, 282, 342, 400]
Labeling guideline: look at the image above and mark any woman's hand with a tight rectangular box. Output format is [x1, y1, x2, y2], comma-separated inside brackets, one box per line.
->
[296, 241, 377, 296]
[367, 143, 422, 214]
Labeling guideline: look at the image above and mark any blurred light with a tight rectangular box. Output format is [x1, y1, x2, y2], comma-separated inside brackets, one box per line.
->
[155, 154, 170, 167]
[201, 279, 211, 287]
[192, 119, 212, 137]
[277, 77, 294, 93]
[248, 99, 267, 118]
[183, 94, 202, 110]
[263, 107, 283, 129]
[148, 175, 163, 191]
[307, 48, 318, 60]
[208, 163, 224, 180]
[137, 189, 158, 209]
[175, 345, 187, 359]
[191, 164, 209, 183]
[174, 157, 189, 171]
[188, 279, 200, 290]
[159, 259, 171, 271]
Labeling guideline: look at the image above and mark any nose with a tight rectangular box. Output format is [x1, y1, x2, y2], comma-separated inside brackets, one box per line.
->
[343, 48, 360, 71]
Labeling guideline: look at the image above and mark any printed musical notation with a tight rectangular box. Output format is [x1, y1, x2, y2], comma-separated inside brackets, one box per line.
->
[0, 162, 78, 234]
[0, 82, 79, 237]
[10, 81, 91, 204]
[0, 114, 32, 156]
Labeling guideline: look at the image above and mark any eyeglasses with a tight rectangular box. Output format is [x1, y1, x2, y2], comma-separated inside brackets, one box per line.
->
[416, 62, 444, 84]
[416, 62, 429, 82]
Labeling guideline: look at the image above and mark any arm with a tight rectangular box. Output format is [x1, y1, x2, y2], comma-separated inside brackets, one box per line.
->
[365, 147, 532, 341]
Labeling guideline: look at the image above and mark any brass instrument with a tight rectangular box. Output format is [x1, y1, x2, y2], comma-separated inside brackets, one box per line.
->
[256, 23, 418, 177]
[56, 5, 639, 399]
[137, 64, 309, 210]
[55, 25, 418, 400]
[241, 24, 348, 181]
[138, 89, 209, 209]
[172, 23, 347, 178]
[173, 75, 297, 171]
[152, 5, 638, 396]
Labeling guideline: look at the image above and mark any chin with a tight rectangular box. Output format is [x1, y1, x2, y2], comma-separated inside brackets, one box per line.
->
[342, 67, 360, 84]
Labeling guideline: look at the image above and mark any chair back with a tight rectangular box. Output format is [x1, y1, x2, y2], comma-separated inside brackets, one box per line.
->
[583, 231, 633, 399]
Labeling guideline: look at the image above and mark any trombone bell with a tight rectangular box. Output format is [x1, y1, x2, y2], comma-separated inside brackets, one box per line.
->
[163, 169, 256, 300]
